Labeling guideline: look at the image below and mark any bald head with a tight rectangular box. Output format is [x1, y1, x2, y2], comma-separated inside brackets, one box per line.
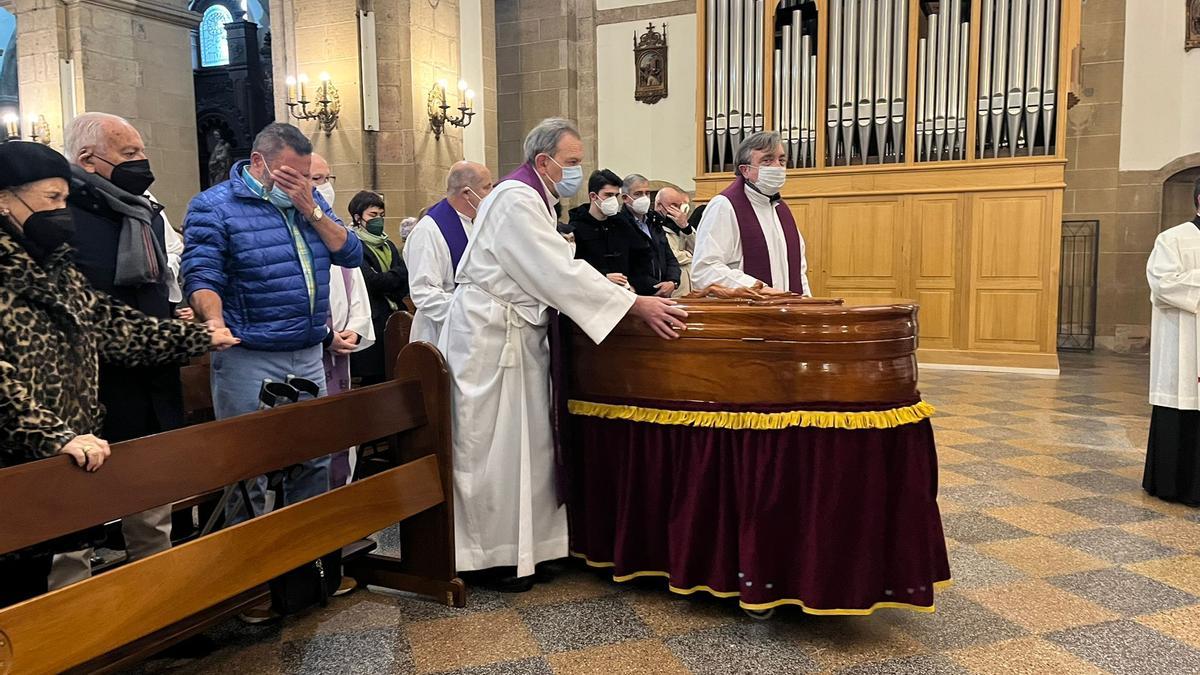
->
[310, 153, 332, 185]
[65, 112, 147, 181]
[654, 185, 691, 227]
[446, 160, 494, 219]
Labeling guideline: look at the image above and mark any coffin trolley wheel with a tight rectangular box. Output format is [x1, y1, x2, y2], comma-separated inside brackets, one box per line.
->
[743, 607, 775, 621]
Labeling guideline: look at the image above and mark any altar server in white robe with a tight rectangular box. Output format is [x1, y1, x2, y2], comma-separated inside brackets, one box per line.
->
[1145, 177, 1200, 507]
[440, 118, 688, 591]
[405, 161, 494, 345]
[692, 131, 811, 295]
[325, 263, 375, 487]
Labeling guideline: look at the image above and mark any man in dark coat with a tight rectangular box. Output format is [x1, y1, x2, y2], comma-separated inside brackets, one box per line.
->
[619, 173, 681, 297]
[55, 112, 189, 586]
[566, 168, 650, 291]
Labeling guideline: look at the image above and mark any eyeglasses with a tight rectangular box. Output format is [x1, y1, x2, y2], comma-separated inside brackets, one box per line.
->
[312, 175, 337, 185]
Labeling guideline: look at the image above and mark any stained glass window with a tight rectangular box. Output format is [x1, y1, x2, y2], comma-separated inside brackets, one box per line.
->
[199, 5, 233, 67]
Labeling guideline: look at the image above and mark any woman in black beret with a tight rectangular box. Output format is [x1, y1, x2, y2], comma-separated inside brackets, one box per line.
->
[0, 141, 239, 606]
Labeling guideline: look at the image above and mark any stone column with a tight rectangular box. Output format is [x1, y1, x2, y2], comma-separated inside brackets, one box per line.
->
[13, 0, 201, 224]
[269, 0, 464, 231]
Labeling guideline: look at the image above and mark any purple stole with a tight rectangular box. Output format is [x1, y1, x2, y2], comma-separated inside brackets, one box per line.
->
[324, 265, 355, 486]
[427, 198, 469, 273]
[500, 162, 556, 216]
[719, 177, 804, 291]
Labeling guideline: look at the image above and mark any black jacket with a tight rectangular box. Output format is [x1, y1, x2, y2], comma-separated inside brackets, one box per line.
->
[68, 181, 187, 443]
[620, 208, 681, 294]
[352, 238, 408, 384]
[567, 203, 653, 289]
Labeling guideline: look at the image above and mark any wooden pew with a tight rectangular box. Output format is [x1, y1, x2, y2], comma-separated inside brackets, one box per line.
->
[383, 309, 415, 381]
[0, 342, 463, 675]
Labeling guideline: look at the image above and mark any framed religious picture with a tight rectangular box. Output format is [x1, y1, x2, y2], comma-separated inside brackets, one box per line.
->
[1189, 0, 1200, 51]
[634, 23, 668, 105]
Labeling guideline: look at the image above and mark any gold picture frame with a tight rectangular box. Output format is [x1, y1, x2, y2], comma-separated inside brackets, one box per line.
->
[634, 23, 668, 105]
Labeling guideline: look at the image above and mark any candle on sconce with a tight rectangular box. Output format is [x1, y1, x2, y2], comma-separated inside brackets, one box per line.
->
[286, 76, 297, 102]
[437, 79, 448, 107]
[458, 79, 468, 107]
[465, 89, 476, 111]
[319, 72, 331, 102]
[297, 74, 309, 102]
[2, 112, 17, 139]
[27, 114, 37, 140]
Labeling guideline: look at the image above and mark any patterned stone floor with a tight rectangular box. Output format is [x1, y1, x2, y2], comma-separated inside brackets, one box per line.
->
[131, 352, 1200, 675]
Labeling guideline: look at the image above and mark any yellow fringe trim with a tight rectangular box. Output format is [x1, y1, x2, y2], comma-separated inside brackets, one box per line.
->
[567, 400, 935, 430]
[570, 552, 953, 616]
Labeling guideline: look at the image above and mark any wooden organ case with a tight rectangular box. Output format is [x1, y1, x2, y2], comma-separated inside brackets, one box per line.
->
[695, 0, 1081, 371]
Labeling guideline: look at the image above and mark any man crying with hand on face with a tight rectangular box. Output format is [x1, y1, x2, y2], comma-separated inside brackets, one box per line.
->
[181, 122, 363, 531]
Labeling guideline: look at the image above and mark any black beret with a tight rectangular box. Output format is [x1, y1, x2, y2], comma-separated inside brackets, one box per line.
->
[0, 141, 71, 190]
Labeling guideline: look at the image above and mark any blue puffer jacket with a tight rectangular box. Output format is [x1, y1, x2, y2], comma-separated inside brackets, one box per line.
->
[181, 161, 363, 351]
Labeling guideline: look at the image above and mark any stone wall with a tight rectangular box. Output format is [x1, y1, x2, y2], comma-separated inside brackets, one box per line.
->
[13, 0, 200, 225]
[270, 0, 466, 232]
[1062, 0, 1139, 351]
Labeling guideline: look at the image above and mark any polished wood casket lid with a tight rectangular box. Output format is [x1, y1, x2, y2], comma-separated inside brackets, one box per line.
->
[569, 298, 921, 406]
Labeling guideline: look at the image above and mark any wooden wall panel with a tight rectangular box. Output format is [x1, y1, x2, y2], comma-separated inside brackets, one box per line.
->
[823, 200, 906, 304]
[909, 196, 963, 349]
[968, 191, 1054, 352]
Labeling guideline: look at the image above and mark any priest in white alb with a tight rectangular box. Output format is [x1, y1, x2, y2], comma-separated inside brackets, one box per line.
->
[404, 160, 494, 345]
[692, 131, 811, 295]
[439, 118, 688, 592]
[1145, 177, 1200, 507]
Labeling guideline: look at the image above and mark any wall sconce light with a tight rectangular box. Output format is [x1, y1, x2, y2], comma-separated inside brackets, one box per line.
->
[0, 113, 52, 144]
[1, 112, 18, 142]
[30, 115, 52, 145]
[285, 71, 341, 136]
[427, 78, 475, 140]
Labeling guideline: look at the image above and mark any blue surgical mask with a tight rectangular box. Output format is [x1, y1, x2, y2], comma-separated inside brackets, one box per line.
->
[267, 183, 294, 210]
[547, 156, 583, 198]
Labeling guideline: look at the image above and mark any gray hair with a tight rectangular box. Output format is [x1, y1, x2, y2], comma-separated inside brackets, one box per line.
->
[64, 112, 129, 165]
[252, 122, 312, 161]
[523, 118, 580, 164]
[621, 173, 649, 195]
[734, 131, 783, 168]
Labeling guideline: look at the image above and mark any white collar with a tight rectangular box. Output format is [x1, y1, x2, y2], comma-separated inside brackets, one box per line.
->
[743, 183, 773, 207]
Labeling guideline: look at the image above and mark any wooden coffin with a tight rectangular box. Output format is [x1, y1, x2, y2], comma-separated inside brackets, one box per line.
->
[568, 297, 920, 406]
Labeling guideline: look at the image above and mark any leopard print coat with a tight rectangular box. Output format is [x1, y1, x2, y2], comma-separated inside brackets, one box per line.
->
[0, 227, 210, 468]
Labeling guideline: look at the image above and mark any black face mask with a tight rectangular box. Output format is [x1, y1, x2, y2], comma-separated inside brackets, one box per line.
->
[94, 156, 156, 196]
[20, 208, 76, 261]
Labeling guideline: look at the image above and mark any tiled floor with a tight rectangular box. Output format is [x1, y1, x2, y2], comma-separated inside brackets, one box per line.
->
[132, 352, 1200, 675]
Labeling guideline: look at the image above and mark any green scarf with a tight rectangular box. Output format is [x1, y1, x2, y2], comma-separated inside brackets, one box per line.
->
[357, 227, 393, 270]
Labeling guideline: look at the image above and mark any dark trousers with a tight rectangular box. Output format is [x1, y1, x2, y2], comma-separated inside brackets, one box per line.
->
[0, 552, 53, 608]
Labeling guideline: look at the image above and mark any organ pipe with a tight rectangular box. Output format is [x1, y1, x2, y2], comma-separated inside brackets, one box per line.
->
[700, 0, 1061, 172]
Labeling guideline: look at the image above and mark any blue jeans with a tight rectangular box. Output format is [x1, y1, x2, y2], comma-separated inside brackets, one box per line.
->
[211, 344, 330, 524]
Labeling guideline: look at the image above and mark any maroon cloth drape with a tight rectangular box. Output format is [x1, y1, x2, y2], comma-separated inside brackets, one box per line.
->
[566, 411, 950, 612]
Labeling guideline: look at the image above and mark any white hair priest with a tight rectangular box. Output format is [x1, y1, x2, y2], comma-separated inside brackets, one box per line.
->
[439, 118, 688, 592]
[692, 131, 811, 295]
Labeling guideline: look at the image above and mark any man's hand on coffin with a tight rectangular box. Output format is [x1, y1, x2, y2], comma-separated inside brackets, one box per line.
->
[60, 434, 112, 472]
[607, 272, 629, 286]
[629, 296, 688, 340]
[758, 285, 791, 296]
[175, 307, 195, 321]
[654, 281, 676, 297]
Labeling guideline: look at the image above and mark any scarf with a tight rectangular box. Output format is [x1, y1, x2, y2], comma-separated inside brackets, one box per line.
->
[70, 166, 167, 287]
[357, 227, 394, 270]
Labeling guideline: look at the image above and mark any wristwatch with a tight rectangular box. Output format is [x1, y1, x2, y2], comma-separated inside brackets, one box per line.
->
[310, 206, 325, 223]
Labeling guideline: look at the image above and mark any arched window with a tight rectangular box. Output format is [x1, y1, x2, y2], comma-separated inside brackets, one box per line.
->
[199, 5, 233, 67]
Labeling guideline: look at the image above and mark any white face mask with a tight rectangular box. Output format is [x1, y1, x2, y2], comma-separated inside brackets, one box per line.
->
[316, 182, 336, 206]
[596, 195, 620, 217]
[630, 195, 651, 216]
[752, 166, 787, 194]
[546, 156, 583, 198]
